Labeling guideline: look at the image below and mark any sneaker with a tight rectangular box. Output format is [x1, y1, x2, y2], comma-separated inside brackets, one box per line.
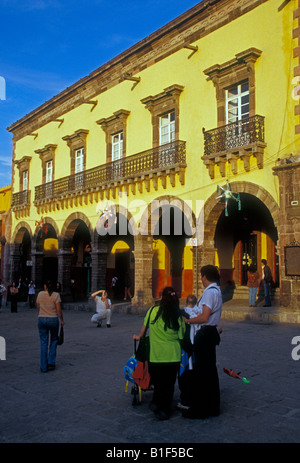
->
[97, 322, 102, 328]
[177, 402, 190, 410]
[106, 324, 111, 328]
[47, 364, 55, 371]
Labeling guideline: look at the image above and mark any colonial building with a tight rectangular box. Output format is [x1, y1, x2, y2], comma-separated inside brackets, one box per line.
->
[6, 0, 300, 310]
[0, 184, 11, 280]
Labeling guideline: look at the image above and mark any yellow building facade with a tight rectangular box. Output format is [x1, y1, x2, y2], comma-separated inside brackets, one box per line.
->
[0, 184, 11, 280]
[6, 0, 300, 309]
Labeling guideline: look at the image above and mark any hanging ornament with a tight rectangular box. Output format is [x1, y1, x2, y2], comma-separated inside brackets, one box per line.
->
[216, 180, 241, 217]
[96, 202, 117, 235]
[35, 217, 48, 237]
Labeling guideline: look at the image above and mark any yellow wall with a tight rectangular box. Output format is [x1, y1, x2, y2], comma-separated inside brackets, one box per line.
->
[0, 185, 11, 212]
[10, 0, 298, 240]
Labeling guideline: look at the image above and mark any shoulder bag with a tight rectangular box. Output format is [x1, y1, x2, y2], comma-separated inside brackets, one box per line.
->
[135, 306, 155, 362]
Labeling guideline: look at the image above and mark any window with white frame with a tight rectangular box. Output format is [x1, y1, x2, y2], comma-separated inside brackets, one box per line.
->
[75, 148, 84, 173]
[226, 81, 249, 124]
[159, 111, 175, 145]
[112, 132, 123, 161]
[22, 170, 28, 191]
[75, 148, 84, 189]
[46, 160, 53, 183]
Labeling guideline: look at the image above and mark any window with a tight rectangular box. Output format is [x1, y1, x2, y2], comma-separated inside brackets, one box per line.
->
[141, 84, 183, 148]
[159, 111, 175, 145]
[226, 81, 249, 124]
[22, 170, 28, 191]
[46, 160, 53, 183]
[45, 160, 53, 197]
[75, 148, 84, 173]
[75, 148, 84, 189]
[112, 132, 123, 161]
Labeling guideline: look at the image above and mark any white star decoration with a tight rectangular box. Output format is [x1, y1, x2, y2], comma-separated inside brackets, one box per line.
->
[216, 180, 241, 217]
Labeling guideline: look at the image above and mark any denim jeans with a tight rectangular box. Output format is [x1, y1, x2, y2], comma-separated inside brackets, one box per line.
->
[264, 282, 271, 306]
[38, 317, 59, 372]
[248, 287, 257, 306]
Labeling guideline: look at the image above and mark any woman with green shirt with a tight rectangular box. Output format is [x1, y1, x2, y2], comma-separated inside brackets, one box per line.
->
[133, 287, 185, 420]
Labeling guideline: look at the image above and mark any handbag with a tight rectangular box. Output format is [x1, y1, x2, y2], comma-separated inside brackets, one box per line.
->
[135, 306, 155, 362]
[57, 325, 64, 346]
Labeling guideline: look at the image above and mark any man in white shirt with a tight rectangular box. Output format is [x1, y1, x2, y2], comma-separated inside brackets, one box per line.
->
[182, 265, 222, 419]
[91, 290, 112, 327]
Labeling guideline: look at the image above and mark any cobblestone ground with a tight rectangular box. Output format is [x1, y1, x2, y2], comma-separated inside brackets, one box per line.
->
[0, 304, 300, 446]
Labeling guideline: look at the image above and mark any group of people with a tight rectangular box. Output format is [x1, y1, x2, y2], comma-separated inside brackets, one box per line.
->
[247, 259, 273, 308]
[0, 278, 37, 312]
[133, 264, 222, 421]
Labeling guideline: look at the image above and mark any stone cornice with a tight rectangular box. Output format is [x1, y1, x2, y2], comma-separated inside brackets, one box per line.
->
[7, 0, 269, 141]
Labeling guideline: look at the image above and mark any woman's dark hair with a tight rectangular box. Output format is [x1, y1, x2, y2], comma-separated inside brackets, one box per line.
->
[249, 263, 257, 273]
[152, 286, 182, 331]
[45, 280, 55, 296]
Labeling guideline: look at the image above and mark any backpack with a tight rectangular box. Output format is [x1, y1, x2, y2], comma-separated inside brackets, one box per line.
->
[124, 355, 138, 387]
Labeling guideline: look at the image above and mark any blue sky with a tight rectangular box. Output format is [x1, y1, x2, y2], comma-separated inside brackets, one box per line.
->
[0, 0, 200, 189]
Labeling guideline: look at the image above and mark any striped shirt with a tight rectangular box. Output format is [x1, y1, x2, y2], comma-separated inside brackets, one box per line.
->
[36, 291, 61, 318]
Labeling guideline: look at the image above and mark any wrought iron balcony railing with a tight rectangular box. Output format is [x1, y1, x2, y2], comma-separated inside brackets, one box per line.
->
[202, 115, 266, 178]
[203, 115, 265, 157]
[12, 190, 31, 208]
[35, 140, 186, 202]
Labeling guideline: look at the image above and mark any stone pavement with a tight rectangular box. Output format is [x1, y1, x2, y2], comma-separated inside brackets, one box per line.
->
[0, 300, 300, 446]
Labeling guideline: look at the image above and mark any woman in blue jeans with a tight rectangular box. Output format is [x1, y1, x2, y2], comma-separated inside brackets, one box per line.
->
[36, 280, 64, 373]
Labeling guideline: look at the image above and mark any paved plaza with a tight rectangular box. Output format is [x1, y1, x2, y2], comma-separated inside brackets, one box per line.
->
[0, 300, 300, 446]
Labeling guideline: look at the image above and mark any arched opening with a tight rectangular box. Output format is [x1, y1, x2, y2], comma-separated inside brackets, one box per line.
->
[69, 221, 92, 300]
[13, 228, 32, 298]
[151, 200, 193, 298]
[214, 192, 278, 296]
[103, 212, 134, 301]
[35, 222, 59, 286]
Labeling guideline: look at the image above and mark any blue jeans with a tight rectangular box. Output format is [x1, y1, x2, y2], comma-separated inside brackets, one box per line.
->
[264, 282, 271, 306]
[38, 317, 59, 372]
[248, 287, 257, 306]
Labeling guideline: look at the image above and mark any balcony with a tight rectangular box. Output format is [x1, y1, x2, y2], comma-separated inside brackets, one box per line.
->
[34, 140, 186, 209]
[11, 190, 31, 217]
[202, 115, 266, 179]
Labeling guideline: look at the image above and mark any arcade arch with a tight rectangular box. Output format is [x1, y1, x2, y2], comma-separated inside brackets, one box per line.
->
[203, 182, 279, 295]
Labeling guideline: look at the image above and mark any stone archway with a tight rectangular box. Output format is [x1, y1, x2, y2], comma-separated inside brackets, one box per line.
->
[60, 212, 93, 300]
[136, 195, 196, 302]
[32, 217, 60, 289]
[10, 221, 33, 288]
[94, 203, 135, 301]
[201, 181, 279, 297]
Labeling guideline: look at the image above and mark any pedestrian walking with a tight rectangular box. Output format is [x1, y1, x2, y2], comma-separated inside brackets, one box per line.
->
[10, 282, 19, 313]
[28, 280, 36, 308]
[0, 279, 6, 309]
[36, 280, 64, 373]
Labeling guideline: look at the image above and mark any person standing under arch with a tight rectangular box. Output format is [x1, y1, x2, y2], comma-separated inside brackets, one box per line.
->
[261, 259, 273, 307]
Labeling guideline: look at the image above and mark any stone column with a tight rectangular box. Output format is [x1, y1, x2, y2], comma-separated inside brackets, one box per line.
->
[273, 159, 300, 310]
[192, 239, 216, 299]
[91, 242, 108, 293]
[8, 243, 21, 284]
[132, 234, 154, 308]
[57, 250, 73, 301]
[31, 251, 44, 291]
